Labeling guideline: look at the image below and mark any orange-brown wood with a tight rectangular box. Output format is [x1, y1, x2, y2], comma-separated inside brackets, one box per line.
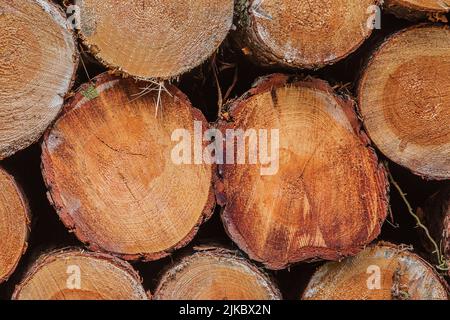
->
[154, 246, 281, 300]
[0, 0, 78, 159]
[303, 242, 449, 300]
[76, 0, 233, 79]
[0, 167, 30, 283]
[13, 249, 148, 300]
[358, 25, 450, 180]
[234, 0, 379, 69]
[385, 0, 449, 20]
[215, 74, 389, 270]
[41, 74, 215, 261]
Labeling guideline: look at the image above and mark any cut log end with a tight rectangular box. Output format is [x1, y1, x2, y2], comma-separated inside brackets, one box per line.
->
[0, 167, 29, 283]
[12, 249, 148, 300]
[41, 74, 215, 261]
[0, 0, 78, 159]
[216, 74, 389, 270]
[234, 0, 378, 69]
[154, 247, 281, 300]
[77, 0, 233, 79]
[358, 25, 450, 180]
[385, 0, 450, 20]
[303, 243, 449, 300]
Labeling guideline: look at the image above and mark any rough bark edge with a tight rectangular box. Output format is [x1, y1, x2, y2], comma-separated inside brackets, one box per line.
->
[41, 72, 216, 262]
[215, 73, 390, 270]
[0, 0, 79, 160]
[12, 247, 150, 300]
[417, 186, 450, 277]
[153, 245, 282, 300]
[357, 23, 450, 180]
[232, 0, 381, 70]
[384, 0, 449, 21]
[302, 241, 450, 300]
[0, 167, 31, 284]
[69, 1, 233, 80]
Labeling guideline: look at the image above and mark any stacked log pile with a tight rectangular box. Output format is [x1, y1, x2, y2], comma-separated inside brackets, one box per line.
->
[0, 0, 448, 300]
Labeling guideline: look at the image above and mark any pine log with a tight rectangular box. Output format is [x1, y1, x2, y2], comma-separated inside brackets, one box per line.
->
[358, 25, 450, 180]
[12, 249, 148, 300]
[0, 167, 30, 283]
[154, 246, 281, 300]
[0, 0, 78, 159]
[75, 0, 233, 79]
[303, 242, 449, 300]
[417, 186, 450, 276]
[41, 74, 215, 261]
[385, 0, 449, 20]
[233, 0, 379, 69]
[215, 74, 389, 270]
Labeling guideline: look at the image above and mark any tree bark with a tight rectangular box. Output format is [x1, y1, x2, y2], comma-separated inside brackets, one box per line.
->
[0, 0, 78, 160]
[358, 25, 450, 180]
[215, 74, 389, 270]
[41, 73, 215, 261]
[0, 167, 30, 284]
[417, 186, 450, 276]
[233, 0, 379, 69]
[74, 0, 233, 79]
[12, 248, 148, 300]
[154, 246, 281, 300]
[384, 0, 449, 21]
[303, 242, 449, 300]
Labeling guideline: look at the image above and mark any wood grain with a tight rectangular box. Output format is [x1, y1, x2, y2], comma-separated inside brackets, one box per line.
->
[385, 0, 449, 20]
[0, 0, 78, 159]
[234, 0, 379, 69]
[154, 246, 281, 300]
[358, 25, 450, 180]
[13, 249, 148, 300]
[216, 74, 389, 270]
[42, 73, 215, 261]
[303, 242, 449, 300]
[76, 0, 233, 79]
[0, 167, 30, 283]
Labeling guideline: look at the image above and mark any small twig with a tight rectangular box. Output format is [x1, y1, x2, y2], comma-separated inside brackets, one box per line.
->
[211, 53, 239, 117]
[223, 66, 239, 103]
[129, 80, 172, 118]
[385, 162, 449, 271]
[78, 45, 93, 84]
[211, 54, 223, 116]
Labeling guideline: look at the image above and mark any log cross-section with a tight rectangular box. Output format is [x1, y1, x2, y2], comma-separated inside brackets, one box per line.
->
[215, 74, 389, 270]
[234, 0, 380, 69]
[303, 243, 449, 300]
[0, 167, 30, 284]
[0, 0, 78, 159]
[358, 25, 450, 180]
[41, 74, 215, 261]
[75, 0, 234, 79]
[13, 249, 148, 300]
[154, 247, 282, 300]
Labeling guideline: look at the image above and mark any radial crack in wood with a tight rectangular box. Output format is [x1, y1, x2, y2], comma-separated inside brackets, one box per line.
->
[41, 74, 215, 261]
[215, 74, 389, 270]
